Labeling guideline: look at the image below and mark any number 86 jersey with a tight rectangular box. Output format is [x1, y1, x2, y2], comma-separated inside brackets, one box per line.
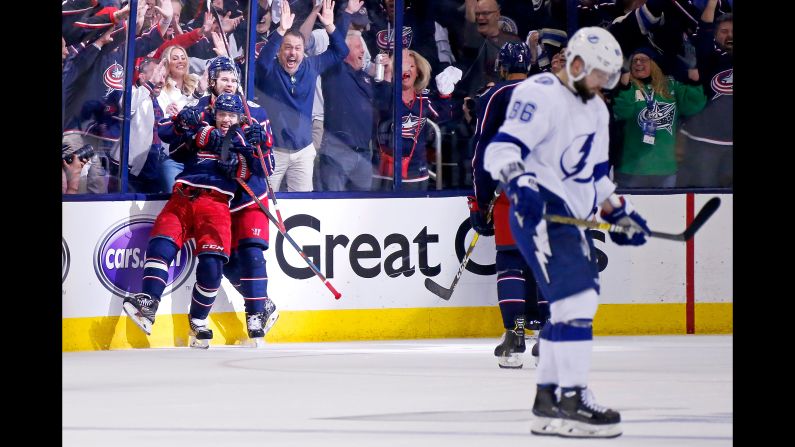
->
[483, 72, 616, 221]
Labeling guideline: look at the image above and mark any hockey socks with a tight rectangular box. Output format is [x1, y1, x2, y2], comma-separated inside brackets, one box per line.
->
[141, 237, 179, 300]
[188, 254, 224, 321]
[496, 250, 527, 328]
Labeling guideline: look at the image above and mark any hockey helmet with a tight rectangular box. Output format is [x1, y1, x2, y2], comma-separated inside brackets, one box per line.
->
[564, 26, 623, 90]
[208, 56, 239, 81]
[214, 93, 244, 115]
[496, 41, 531, 74]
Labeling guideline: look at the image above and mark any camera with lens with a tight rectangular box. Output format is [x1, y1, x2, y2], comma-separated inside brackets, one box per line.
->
[63, 144, 95, 164]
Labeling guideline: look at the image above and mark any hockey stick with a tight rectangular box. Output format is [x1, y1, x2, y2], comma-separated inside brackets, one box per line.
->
[424, 190, 501, 300]
[207, 0, 288, 232]
[543, 197, 721, 242]
[235, 177, 342, 300]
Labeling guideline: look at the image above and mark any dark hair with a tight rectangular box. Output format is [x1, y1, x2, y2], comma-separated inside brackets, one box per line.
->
[283, 30, 306, 45]
[715, 13, 733, 29]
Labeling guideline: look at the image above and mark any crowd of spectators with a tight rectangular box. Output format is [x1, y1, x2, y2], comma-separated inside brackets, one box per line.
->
[62, 0, 733, 195]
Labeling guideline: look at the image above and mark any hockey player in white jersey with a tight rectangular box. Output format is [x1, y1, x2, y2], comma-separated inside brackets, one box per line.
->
[484, 26, 651, 439]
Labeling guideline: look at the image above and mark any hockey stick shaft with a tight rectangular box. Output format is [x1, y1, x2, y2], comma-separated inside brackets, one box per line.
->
[425, 190, 500, 300]
[236, 178, 342, 299]
[543, 197, 721, 242]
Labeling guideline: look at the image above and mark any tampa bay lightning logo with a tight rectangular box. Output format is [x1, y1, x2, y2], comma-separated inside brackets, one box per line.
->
[711, 68, 733, 97]
[534, 75, 554, 85]
[560, 133, 594, 183]
[588, 34, 599, 43]
[637, 101, 676, 134]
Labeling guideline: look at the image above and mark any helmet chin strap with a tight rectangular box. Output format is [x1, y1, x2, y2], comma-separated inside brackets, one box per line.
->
[564, 57, 586, 91]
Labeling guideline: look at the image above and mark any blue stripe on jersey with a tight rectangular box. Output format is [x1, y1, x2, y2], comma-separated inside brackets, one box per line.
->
[547, 320, 593, 342]
[593, 160, 610, 181]
[492, 132, 532, 159]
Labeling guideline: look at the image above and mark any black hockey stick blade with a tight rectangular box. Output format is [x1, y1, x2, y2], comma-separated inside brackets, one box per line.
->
[424, 277, 453, 300]
[650, 197, 721, 241]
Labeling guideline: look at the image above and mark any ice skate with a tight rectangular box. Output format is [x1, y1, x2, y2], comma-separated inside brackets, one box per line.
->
[122, 293, 159, 335]
[188, 316, 213, 349]
[556, 387, 622, 438]
[494, 317, 526, 368]
[245, 300, 280, 347]
[531, 386, 561, 436]
[526, 319, 544, 367]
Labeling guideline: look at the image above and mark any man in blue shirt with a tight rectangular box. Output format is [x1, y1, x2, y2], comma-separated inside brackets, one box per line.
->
[254, 0, 361, 191]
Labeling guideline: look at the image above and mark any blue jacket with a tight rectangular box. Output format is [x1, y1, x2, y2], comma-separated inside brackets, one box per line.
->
[320, 62, 379, 150]
[254, 13, 351, 150]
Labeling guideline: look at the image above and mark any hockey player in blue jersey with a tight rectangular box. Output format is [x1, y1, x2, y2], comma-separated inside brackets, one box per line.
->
[123, 93, 265, 349]
[471, 41, 549, 369]
[198, 56, 280, 345]
[484, 27, 650, 438]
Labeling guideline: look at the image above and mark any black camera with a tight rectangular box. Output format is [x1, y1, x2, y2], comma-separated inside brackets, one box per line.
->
[63, 144, 95, 164]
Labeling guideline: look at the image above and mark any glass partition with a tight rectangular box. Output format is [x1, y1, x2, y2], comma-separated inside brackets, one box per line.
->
[62, 0, 733, 198]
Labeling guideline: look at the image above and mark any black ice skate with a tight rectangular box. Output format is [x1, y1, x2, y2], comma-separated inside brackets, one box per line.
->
[188, 316, 214, 349]
[122, 293, 159, 335]
[246, 300, 280, 347]
[494, 316, 526, 368]
[556, 387, 622, 438]
[530, 385, 561, 436]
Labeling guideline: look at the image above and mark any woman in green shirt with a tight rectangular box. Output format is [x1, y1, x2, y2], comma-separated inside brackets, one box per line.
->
[612, 47, 706, 188]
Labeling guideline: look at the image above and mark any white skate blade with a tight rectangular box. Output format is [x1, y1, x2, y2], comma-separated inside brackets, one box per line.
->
[122, 302, 152, 335]
[557, 420, 622, 438]
[497, 353, 523, 369]
[263, 309, 280, 336]
[531, 417, 562, 436]
[189, 336, 210, 349]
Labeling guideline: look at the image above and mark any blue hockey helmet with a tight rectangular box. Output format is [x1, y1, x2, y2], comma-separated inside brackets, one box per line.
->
[214, 93, 244, 115]
[497, 42, 531, 74]
[207, 56, 239, 81]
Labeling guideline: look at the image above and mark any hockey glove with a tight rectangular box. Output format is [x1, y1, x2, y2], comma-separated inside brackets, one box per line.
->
[435, 66, 463, 96]
[174, 107, 202, 134]
[467, 196, 494, 236]
[219, 148, 252, 181]
[507, 174, 544, 229]
[194, 126, 224, 152]
[600, 195, 651, 246]
[244, 121, 267, 146]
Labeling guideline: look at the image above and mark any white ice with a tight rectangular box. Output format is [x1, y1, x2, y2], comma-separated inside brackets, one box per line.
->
[63, 335, 732, 447]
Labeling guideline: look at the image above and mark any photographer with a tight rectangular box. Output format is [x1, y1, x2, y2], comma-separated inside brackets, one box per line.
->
[62, 144, 95, 194]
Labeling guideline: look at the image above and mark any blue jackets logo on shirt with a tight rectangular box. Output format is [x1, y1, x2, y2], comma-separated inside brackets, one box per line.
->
[637, 101, 676, 134]
[103, 62, 124, 92]
[711, 69, 733, 97]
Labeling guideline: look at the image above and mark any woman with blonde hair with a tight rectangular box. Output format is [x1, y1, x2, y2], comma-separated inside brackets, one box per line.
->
[157, 44, 200, 191]
[612, 47, 706, 188]
[375, 48, 461, 190]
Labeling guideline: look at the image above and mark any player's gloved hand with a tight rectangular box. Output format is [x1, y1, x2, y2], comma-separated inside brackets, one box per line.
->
[467, 196, 494, 236]
[600, 195, 651, 246]
[244, 121, 267, 146]
[507, 174, 544, 229]
[219, 147, 252, 181]
[194, 126, 224, 152]
[174, 107, 202, 133]
[435, 66, 463, 96]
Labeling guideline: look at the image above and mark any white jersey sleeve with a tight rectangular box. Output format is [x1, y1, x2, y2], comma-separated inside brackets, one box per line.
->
[483, 77, 558, 181]
[593, 102, 616, 205]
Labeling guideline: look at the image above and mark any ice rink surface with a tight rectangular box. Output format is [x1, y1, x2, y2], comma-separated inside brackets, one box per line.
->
[63, 335, 732, 447]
